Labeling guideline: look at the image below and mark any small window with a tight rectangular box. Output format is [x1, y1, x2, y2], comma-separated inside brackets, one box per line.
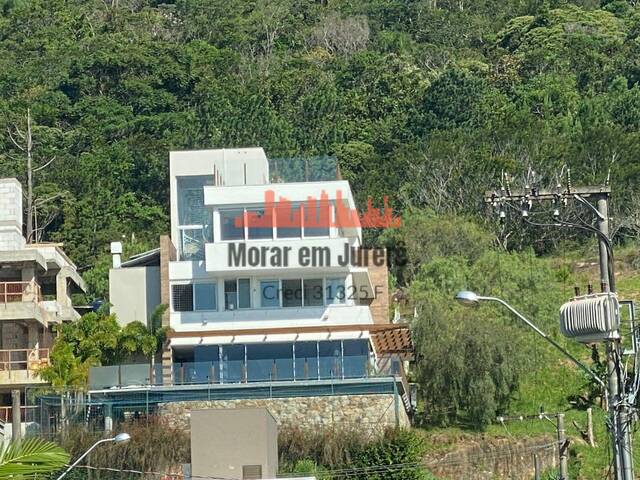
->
[220, 209, 245, 240]
[260, 280, 280, 307]
[172, 284, 193, 312]
[194, 283, 217, 311]
[276, 203, 302, 238]
[282, 279, 302, 307]
[224, 280, 238, 310]
[238, 278, 251, 308]
[303, 279, 324, 306]
[247, 208, 273, 239]
[326, 278, 346, 304]
[224, 279, 251, 310]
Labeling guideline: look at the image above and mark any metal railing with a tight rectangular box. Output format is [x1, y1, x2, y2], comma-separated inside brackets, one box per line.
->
[0, 405, 39, 423]
[0, 348, 50, 371]
[0, 281, 43, 305]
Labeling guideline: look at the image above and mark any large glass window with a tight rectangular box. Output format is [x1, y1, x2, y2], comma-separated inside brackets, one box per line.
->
[282, 279, 302, 307]
[194, 283, 217, 311]
[326, 278, 346, 304]
[294, 342, 318, 380]
[342, 340, 369, 378]
[221, 344, 245, 383]
[247, 208, 273, 239]
[177, 176, 213, 226]
[220, 209, 245, 240]
[303, 279, 324, 307]
[246, 343, 293, 382]
[304, 201, 330, 237]
[172, 284, 193, 312]
[177, 176, 214, 261]
[319, 341, 342, 379]
[260, 280, 280, 307]
[276, 203, 302, 238]
[192, 345, 219, 383]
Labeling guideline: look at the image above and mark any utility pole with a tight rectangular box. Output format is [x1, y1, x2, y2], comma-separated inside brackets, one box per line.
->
[485, 184, 634, 480]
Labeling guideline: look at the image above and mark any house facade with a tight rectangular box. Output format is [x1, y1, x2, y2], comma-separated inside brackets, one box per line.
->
[0, 178, 85, 412]
[99, 149, 413, 431]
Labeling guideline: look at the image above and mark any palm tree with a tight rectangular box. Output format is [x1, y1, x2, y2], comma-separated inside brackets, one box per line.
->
[0, 438, 69, 479]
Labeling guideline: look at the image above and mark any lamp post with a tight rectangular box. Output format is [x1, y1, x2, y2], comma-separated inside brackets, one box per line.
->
[56, 433, 131, 480]
[454, 291, 606, 480]
[454, 291, 605, 390]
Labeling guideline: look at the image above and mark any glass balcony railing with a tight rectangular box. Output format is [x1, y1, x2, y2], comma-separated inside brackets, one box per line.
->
[171, 355, 377, 385]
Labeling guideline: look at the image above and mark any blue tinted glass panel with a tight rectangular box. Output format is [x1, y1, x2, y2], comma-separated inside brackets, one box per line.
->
[294, 342, 318, 380]
[260, 280, 280, 307]
[319, 341, 342, 379]
[221, 344, 245, 383]
[326, 278, 346, 304]
[194, 283, 217, 311]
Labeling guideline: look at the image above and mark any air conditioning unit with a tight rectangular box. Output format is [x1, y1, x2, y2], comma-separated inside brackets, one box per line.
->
[559, 293, 620, 343]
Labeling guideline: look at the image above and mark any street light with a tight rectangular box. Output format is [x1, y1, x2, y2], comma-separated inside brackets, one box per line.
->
[454, 291, 606, 390]
[56, 433, 131, 480]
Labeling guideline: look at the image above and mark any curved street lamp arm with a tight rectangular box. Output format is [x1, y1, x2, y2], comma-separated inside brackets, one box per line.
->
[479, 296, 607, 390]
[56, 438, 114, 480]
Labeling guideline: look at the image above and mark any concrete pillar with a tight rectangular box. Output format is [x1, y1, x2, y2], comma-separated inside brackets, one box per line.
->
[104, 403, 113, 433]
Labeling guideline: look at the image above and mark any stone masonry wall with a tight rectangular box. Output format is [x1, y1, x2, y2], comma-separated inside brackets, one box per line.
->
[158, 394, 409, 435]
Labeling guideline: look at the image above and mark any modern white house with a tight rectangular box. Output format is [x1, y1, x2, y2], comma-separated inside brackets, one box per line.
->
[0, 178, 85, 414]
[93, 148, 413, 434]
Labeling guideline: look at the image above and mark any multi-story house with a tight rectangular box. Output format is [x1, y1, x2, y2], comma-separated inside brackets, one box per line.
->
[92, 148, 413, 433]
[0, 178, 85, 412]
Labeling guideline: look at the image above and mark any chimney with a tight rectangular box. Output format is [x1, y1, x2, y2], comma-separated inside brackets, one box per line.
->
[111, 242, 123, 268]
[0, 178, 26, 251]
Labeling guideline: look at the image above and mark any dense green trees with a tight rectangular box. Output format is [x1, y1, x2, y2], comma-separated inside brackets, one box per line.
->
[0, 0, 640, 291]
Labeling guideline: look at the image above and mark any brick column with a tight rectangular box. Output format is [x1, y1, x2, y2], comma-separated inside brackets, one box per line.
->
[159, 235, 176, 383]
[367, 248, 389, 324]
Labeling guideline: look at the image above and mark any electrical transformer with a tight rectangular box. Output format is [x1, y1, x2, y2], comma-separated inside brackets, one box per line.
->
[559, 293, 620, 343]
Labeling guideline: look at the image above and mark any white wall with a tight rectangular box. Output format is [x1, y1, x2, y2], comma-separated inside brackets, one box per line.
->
[109, 266, 161, 326]
[169, 148, 270, 246]
[0, 178, 25, 251]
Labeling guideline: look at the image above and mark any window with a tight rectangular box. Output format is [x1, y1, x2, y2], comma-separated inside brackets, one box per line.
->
[220, 209, 245, 240]
[180, 228, 212, 261]
[304, 201, 330, 237]
[260, 280, 279, 307]
[294, 342, 318, 380]
[194, 283, 217, 311]
[276, 203, 302, 238]
[177, 176, 213, 226]
[303, 279, 324, 307]
[282, 279, 302, 307]
[326, 278, 346, 304]
[238, 278, 251, 308]
[247, 208, 273, 239]
[177, 176, 214, 260]
[224, 279, 251, 310]
[224, 280, 237, 310]
[319, 341, 342, 379]
[172, 284, 193, 312]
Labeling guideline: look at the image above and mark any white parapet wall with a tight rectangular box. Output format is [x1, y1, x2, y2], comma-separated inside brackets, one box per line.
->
[0, 178, 25, 251]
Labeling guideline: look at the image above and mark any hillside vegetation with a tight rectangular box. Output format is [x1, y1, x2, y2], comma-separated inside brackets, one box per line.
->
[2, 0, 640, 477]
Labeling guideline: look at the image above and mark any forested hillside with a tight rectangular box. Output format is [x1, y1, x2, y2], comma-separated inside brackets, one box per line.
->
[1, 0, 640, 295]
[5, 2, 640, 474]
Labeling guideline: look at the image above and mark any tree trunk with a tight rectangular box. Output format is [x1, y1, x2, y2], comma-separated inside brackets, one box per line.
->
[25, 109, 33, 244]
